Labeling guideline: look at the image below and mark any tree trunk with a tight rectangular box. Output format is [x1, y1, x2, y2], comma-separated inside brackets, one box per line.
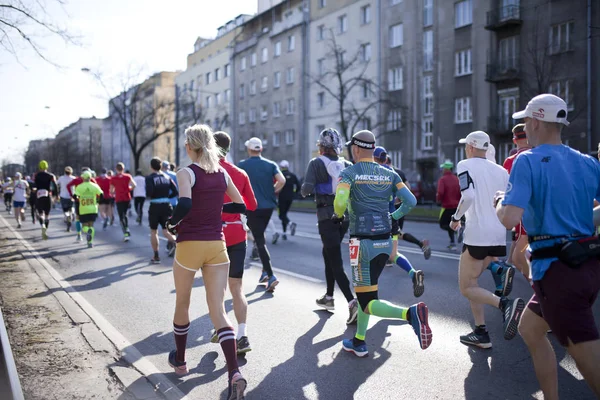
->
[133, 151, 141, 173]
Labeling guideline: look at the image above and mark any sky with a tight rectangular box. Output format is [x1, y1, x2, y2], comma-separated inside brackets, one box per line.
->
[0, 0, 258, 164]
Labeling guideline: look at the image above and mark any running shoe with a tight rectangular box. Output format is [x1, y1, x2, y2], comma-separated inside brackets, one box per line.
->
[271, 232, 280, 245]
[123, 232, 131, 242]
[282, 234, 287, 241]
[227, 372, 247, 400]
[41, 227, 48, 240]
[167, 350, 188, 375]
[499, 263, 516, 297]
[66, 220, 71, 232]
[210, 329, 218, 343]
[237, 336, 252, 354]
[76, 234, 82, 242]
[502, 298, 524, 340]
[347, 300, 358, 325]
[87, 242, 93, 248]
[258, 270, 268, 283]
[385, 260, 394, 267]
[103, 218, 108, 230]
[315, 295, 335, 310]
[136, 216, 141, 224]
[421, 239, 431, 260]
[342, 338, 368, 358]
[460, 330, 492, 349]
[412, 270, 425, 298]
[17, 222, 21, 229]
[290, 222, 297, 236]
[447, 243, 457, 251]
[409, 302, 432, 350]
[266, 275, 279, 292]
[168, 242, 176, 258]
[151, 256, 161, 264]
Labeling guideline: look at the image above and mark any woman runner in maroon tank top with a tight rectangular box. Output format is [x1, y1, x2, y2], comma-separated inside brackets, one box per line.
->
[166, 124, 247, 400]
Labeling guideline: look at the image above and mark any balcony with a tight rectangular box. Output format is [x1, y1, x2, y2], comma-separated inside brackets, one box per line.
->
[487, 116, 513, 135]
[485, 5, 522, 30]
[486, 58, 520, 83]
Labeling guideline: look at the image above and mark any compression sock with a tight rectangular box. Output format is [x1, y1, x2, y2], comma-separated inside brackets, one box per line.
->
[217, 327, 239, 379]
[237, 323, 247, 339]
[82, 226, 89, 234]
[394, 253, 416, 278]
[89, 227, 95, 241]
[487, 261, 504, 291]
[368, 299, 408, 320]
[76, 221, 82, 234]
[402, 233, 422, 247]
[353, 305, 370, 346]
[173, 322, 190, 363]
[44, 219, 49, 228]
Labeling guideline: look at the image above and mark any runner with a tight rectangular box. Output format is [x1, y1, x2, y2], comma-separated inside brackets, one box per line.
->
[34, 160, 57, 240]
[73, 171, 103, 248]
[450, 130, 520, 349]
[162, 161, 179, 254]
[110, 163, 136, 242]
[238, 137, 286, 292]
[165, 124, 247, 399]
[301, 128, 358, 324]
[146, 157, 178, 263]
[277, 160, 299, 240]
[336, 130, 432, 357]
[436, 160, 461, 250]
[57, 166, 75, 232]
[497, 94, 600, 399]
[209, 131, 258, 354]
[2, 177, 13, 212]
[11, 173, 29, 228]
[502, 123, 532, 284]
[96, 169, 114, 230]
[67, 167, 97, 241]
[133, 170, 146, 225]
[26, 175, 36, 223]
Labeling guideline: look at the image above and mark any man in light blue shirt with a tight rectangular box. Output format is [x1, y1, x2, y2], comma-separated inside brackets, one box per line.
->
[161, 161, 178, 208]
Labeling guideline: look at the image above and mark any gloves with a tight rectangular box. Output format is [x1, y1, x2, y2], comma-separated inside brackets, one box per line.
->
[331, 213, 344, 224]
[166, 218, 179, 236]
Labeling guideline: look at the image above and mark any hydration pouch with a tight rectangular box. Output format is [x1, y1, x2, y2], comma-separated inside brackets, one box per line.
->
[559, 237, 600, 268]
[355, 213, 391, 236]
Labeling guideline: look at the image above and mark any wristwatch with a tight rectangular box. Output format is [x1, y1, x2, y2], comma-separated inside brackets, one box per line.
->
[451, 215, 460, 223]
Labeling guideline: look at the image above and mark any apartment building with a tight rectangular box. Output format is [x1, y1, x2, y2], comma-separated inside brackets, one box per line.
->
[24, 138, 55, 174]
[175, 15, 251, 167]
[308, 0, 380, 160]
[53, 117, 104, 174]
[232, 0, 308, 172]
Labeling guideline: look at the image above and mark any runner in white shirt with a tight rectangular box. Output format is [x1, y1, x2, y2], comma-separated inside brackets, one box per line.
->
[12, 173, 29, 228]
[2, 178, 14, 212]
[133, 170, 147, 225]
[57, 167, 75, 231]
[449, 131, 523, 349]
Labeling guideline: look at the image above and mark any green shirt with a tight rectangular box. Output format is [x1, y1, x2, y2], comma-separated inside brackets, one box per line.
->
[74, 182, 103, 215]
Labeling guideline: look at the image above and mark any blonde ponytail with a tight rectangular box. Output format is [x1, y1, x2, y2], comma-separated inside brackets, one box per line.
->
[184, 124, 221, 173]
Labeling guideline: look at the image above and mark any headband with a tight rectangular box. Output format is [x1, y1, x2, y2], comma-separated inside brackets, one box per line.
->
[350, 137, 375, 149]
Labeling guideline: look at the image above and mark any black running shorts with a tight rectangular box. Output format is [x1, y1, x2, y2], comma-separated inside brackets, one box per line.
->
[35, 197, 51, 215]
[148, 203, 172, 230]
[79, 213, 98, 224]
[227, 241, 247, 279]
[462, 244, 506, 260]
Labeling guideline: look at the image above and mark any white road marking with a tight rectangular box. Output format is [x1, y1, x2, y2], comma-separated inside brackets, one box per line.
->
[249, 262, 324, 283]
[0, 216, 188, 400]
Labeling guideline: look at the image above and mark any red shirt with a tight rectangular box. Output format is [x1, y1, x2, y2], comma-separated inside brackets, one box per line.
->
[220, 159, 258, 247]
[95, 175, 113, 199]
[436, 171, 461, 209]
[67, 177, 97, 197]
[503, 147, 531, 174]
[111, 173, 134, 202]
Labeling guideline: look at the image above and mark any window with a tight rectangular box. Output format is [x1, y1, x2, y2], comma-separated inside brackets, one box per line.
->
[498, 36, 518, 70]
[250, 80, 256, 95]
[239, 83, 245, 99]
[286, 98, 295, 115]
[205, 95, 211, 108]
[205, 72, 211, 85]
[215, 68, 220, 81]
[286, 67, 295, 84]
[318, 0, 326, 8]
[362, 82, 371, 99]
[387, 109, 402, 131]
[316, 124, 325, 139]
[498, 88, 519, 131]
[360, 118, 371, 130]
[455, 48, 472, 76]
[261, 47, 268, 63]
[339, 51, 346, 68]
[391, 0, 402, 4]
[317, 92, 325, 108]
[261, 76, 268, 92]
[423, 30, 433, 71]
[361, 5, 371, 25]
[549, 80, 574, 111]
[423, 0, 433, 27]
[274, 71, 281, 88]
[422, 118, 433, 150]
[274, 41, 281, 57]
[288, 35, 295, 51]
[317, 25, 325, 41]
[423, 76, 434, 116]
[224, 89, 230, 102]
[338, 15, 348, 34]
[389, 24, 403, 48]
[361, 43, 372, 62]
[215, 93, 220, 105]
[238, 112, 245, 125]
[273, 131, 281, 147]
[224, 63, 230, 77]
[455, 97, 473, 123]
[251, 52, 257, 66]
[455, 0, 472, 28]
[318, 58, 325, 76]
[249, 108, 257, 123]
[455, 146, 465, 165]
[261, 105, 268, 121]
[550, 21, 574, 54]
[273, 102, 281, 117]
[285, 130, 295, 145]
[388, 67, 403, 91]
[240, 57, 247, 71]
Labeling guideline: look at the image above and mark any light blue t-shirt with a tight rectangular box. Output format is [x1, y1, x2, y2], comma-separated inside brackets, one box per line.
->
[165, 170, 178, 207]
[238, 156, 281, 209]
[503, 144, 600, 280]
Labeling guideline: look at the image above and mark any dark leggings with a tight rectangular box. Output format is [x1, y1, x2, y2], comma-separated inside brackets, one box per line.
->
[278, 199, 293, 232]
[116, 201, 130, 232]
[247, 208, 275, 277]
[439, 208, 456, 243]
[134, 197, 145, 219]
[319, 218, 354, 302]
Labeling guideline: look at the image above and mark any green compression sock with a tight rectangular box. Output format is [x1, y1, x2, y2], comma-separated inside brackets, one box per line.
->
[89, 227, 95, 241]
[354, 305, 370, 342]
[368, 299, 408, 320]
[82, 226, 89, 233]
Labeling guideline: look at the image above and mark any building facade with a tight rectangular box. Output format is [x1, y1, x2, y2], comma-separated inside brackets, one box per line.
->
[53, 117, 104, 174]
[24, 138, 55, 175]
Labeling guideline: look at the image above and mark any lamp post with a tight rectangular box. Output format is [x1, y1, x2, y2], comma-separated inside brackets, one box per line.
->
[175, 84, 180, 166]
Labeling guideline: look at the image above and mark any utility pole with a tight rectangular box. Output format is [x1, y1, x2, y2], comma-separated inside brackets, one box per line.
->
[175, 84, 180, 167]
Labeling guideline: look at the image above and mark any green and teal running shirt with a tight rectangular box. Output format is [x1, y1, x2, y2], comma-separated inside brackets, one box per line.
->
[74, 182, 103, 215]
[338, 161, 403, 237]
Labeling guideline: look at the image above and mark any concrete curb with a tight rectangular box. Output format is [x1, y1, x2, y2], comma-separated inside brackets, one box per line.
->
[0, 306, 25, 400]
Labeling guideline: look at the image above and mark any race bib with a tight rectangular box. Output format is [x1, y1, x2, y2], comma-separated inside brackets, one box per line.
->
[349, 238, 360, 267]
[37, 189, 49, 198]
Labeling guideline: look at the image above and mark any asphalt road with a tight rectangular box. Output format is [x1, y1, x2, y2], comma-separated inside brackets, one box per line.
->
[2, 208, 598, 400]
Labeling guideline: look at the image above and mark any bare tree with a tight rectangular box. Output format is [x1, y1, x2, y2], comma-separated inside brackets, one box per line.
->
[178, 87, 230, 131]
[0, 0, 78, 65]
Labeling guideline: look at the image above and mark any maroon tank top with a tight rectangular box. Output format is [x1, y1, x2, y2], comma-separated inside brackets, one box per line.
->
[177, 164, 227, 242]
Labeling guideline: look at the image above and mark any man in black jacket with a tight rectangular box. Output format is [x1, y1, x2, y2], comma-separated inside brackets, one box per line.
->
[277, 160, 299, 240]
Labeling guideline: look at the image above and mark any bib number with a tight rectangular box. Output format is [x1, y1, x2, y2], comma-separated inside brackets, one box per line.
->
[80, 197, 95, 206]
[349, 238, 360, 267]
[37, 189, 49, 198]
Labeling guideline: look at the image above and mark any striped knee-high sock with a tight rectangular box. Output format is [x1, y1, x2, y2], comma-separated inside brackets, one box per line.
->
[173, 322, 190, 363]
[217, 327, 239, 378]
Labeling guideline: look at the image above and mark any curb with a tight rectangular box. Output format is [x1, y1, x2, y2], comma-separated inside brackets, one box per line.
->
[0, 306, 25, 400]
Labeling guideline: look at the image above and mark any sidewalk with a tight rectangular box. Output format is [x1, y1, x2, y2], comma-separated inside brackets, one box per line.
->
[0, 223, 161, 400]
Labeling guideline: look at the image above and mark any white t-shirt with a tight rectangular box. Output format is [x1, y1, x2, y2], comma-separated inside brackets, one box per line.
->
[57, 175, 74, 199]
[456, 157, 509, 247]
[13, 180, 29, 202]
[2, 182, 14, 194]
[133, 176, 146, 198]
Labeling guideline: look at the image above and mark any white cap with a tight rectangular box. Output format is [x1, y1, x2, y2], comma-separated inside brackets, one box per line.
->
[245, 137, 263, 151]
[486, 143, 497, 163]
[279, 160, 289, 168]
[458, 130, 490, 150]
[512, 93, 570, 126]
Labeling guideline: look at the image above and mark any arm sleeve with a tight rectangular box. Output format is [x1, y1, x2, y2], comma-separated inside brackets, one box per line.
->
[170, 197, 192, 225]
[503, 156, 532, 209]
[301, 160, 317, 197]
[391, 173, 417, 220]
[67, 180, 76, 196]
[333, 169, 352, 216]
[243, 175, 258, 211]
[453, 162, 475, 220]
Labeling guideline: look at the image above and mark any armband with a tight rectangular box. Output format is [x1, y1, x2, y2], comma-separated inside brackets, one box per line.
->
[458, 171, 473, 191]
